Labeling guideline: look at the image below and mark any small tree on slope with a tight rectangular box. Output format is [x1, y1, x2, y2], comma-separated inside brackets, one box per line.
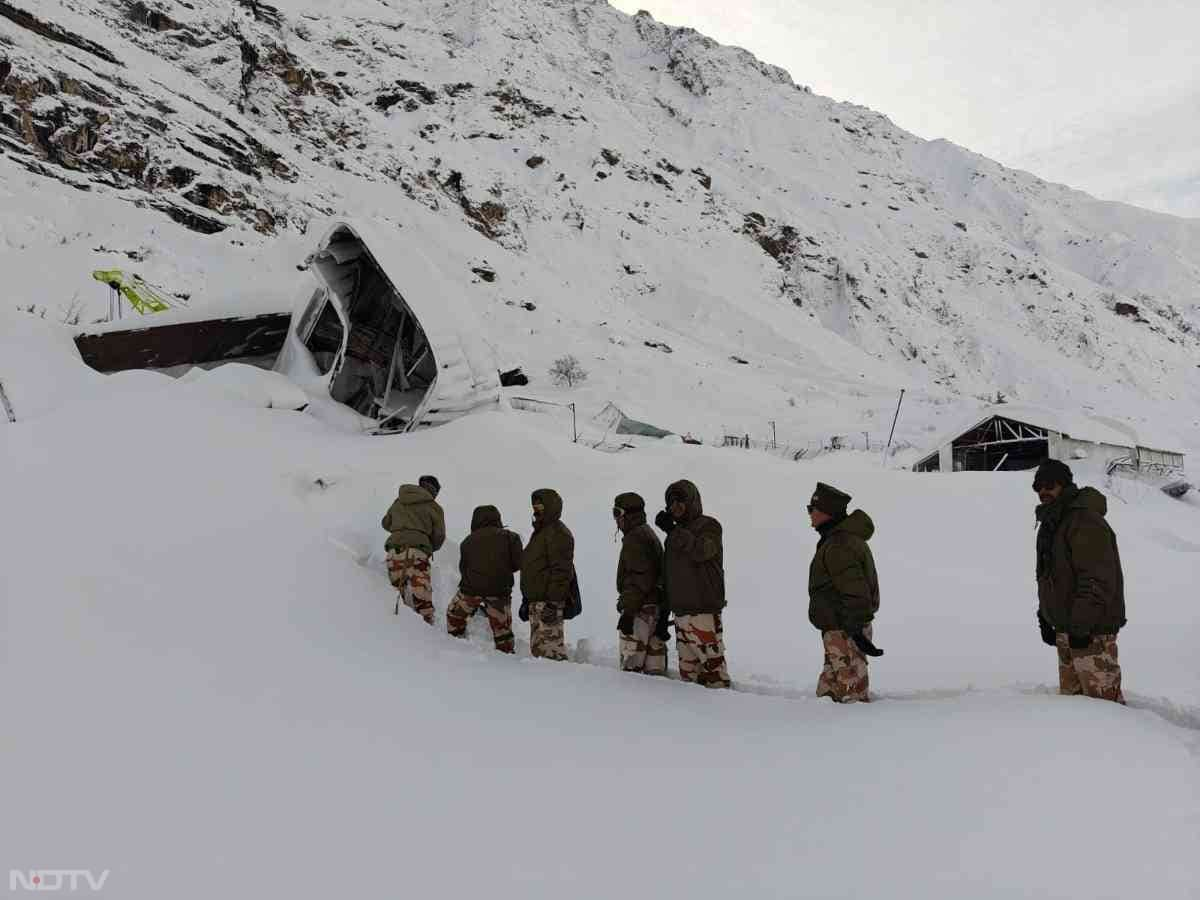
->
[549, 355, 588, 388]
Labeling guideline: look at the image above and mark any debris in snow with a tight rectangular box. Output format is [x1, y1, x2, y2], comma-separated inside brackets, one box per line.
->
[471, 266, 496, 282]
[499, 367, 528, 387]
[644, 340, 673, 353]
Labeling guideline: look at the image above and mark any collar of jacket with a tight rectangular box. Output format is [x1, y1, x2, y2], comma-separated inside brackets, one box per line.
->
[815, 514, 844, 543]
[1035, 483, 1078, 525]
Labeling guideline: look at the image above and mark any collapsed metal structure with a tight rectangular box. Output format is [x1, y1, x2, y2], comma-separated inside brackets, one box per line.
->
[73, 220, 502, 433]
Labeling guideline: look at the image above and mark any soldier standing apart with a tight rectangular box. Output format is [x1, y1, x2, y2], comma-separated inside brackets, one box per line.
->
[519, 489, 574, 661]
[613, 492, 667, 676]
[1032, 459, 1126, 703]
[381, 475, 446, 625]
[807, 482, 883, 703]
[655, 480, 731, 688]
[446, 505, 523, 653]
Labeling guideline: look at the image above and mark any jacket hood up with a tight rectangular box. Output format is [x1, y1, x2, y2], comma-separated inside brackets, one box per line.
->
[471, 505, 503, 530]
[614, 492, 647, 528]
[531, 488, 564, 524]
[665, 479, 703, 521]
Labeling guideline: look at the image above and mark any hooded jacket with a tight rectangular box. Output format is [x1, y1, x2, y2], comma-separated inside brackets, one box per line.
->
[382, 484, 446, 555]
[520, 489, 575, 606]
[1035, 485, 1125, 635]
[458, 505, 524, 600]
[614, 492, 664, 613]
[808, 510, 879, 632]
[662, 480, 725, 616]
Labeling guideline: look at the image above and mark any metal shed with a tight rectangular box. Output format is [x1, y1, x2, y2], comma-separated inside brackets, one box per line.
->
[912, 405, 1186, 476]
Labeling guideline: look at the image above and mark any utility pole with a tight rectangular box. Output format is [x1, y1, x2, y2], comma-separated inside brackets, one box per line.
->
[864, 431, 870, 451]
[0, 378, 14, 423]
[769, 420, 777, 449]
[569, 402, 577, 443]
[882, 389, 906, 466]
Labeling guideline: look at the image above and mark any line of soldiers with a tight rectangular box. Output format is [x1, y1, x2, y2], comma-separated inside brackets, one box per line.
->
[380, 457, 1127, 704]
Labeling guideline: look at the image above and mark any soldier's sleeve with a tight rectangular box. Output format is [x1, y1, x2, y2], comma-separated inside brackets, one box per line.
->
[508, 531, 524, 573]
[670, 518, 722, 562]
[826, 538, 873, 631]
[545, 526, 575, 605]
[650, 533, 665, 598]
[1066, 513, 1116, 635]
[430, 503, 446, 552]
[458, 535, 470, 582]
[616, 535, 650, 612]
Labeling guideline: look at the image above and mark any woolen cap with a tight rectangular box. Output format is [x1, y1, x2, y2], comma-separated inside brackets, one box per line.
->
[1032, 459, 1073, 490]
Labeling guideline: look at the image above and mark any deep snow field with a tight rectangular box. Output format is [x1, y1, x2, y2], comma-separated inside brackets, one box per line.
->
[3, 308, 1199, 899]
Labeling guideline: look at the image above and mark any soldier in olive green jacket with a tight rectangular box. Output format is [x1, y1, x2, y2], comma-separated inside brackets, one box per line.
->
[381, 475, 446, 624]
[1032, 459, 1126, 703]
[655, 480, 730, 688]
[613, 492, 666, 675]
[445, 505, 523, 653]
[807, 482, 882, 703]
[520, 488, 575, 660]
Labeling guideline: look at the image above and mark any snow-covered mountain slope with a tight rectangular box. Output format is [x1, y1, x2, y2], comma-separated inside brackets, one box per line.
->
[2, 0, 1199, 450]
[4, 312, 1200, 899]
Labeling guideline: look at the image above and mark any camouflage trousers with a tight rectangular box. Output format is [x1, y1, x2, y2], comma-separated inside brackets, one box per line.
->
[675, 612, 730, 688]
[816, 625, 873, 703]
[618, 604, 668, 676]
[386, 548, 434, 625]
[1056, 633, 1125, 703]
[445, 593, 515, 653]
[528, 601, 567, 661]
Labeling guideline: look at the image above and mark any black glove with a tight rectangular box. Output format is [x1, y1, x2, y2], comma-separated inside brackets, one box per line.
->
[850, 630, 884, 657]
[654, 607, 671, 642]
[1068, 632, 1091, 651]
[1037, 611, 1056, 646]
[617, 611, 635, 637]
[518, 599, 530, 623]
[654, 509, 676, 534]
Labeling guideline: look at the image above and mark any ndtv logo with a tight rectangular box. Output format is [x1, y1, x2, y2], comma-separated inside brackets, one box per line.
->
[8, 871, 110, 893]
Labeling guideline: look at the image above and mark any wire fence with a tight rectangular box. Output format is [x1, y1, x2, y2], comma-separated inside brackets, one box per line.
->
[507, 396, 890, 464]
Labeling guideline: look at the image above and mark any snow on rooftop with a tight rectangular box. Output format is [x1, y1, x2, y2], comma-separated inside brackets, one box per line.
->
[917, 403, 1187, 462]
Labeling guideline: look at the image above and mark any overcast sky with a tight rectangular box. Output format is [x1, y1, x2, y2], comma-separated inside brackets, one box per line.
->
[609, 0, 1200, 218]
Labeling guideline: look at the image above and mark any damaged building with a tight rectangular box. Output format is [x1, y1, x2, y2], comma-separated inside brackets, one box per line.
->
[913, 406, 1186, 489]
[73, 220, 503, 433]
